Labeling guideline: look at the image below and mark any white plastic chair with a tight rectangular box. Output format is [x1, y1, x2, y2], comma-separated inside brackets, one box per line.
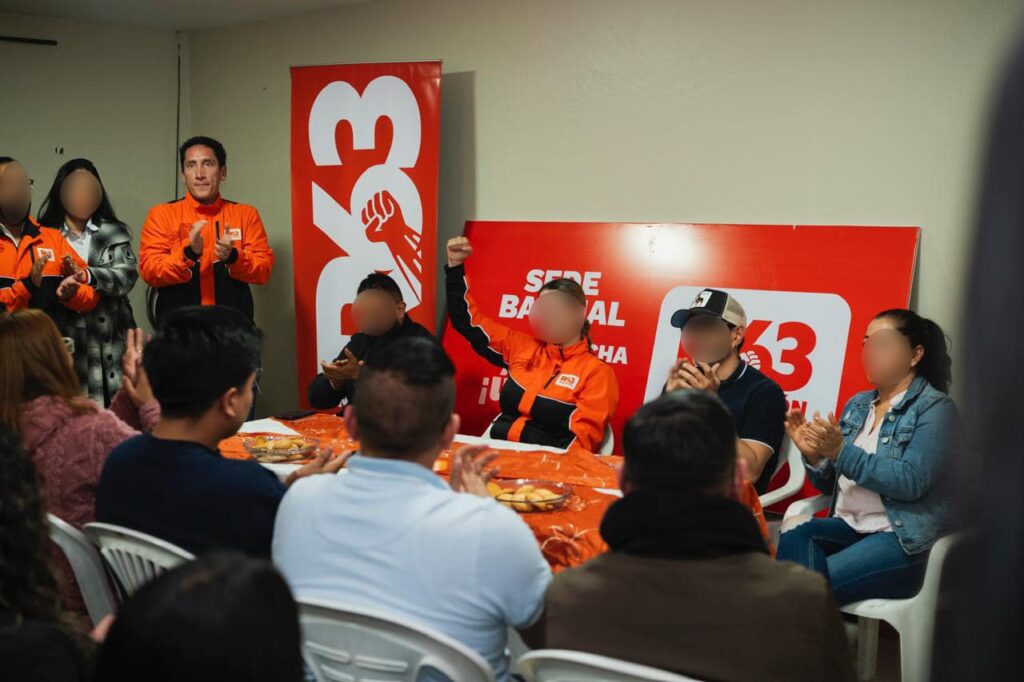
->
[482, 420, 615, 455]
[518, 649, 704, 681]
[758, 439, 807, 508]
[47, 514, 118, 626]
[781, 497, 962, 682]
[297, 598, 495, 682]
[83, 522, 195, 598]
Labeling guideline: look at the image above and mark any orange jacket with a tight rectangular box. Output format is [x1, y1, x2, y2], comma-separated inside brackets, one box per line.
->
[446, 264, 619, 452]
[139, 193, 274, 321]
[0, 220, 98, 313]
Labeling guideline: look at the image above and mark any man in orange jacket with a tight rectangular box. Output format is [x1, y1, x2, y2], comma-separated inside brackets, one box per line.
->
[0, 157, 98, 315]
[139, 136, 275, 325]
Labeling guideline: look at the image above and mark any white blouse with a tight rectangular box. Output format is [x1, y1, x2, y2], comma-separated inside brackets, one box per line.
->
[834, 389, 907, 533]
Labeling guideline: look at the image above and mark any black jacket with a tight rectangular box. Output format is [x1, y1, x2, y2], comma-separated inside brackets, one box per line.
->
[307, 316, 434, 409]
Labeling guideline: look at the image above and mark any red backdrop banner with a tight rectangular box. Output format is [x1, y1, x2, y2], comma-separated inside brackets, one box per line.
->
[290, 61, 441, 405]
[442, 222, 919, 456]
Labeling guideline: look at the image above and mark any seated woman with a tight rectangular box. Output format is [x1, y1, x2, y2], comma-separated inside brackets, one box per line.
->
[445, 236, 618, 452]
[0, 426, 92, 681]
[0, 309, 159, 619]
[776, 309, 959, 605]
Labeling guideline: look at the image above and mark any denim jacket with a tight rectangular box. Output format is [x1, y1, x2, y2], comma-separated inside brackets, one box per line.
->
[806, 375, 959, 554]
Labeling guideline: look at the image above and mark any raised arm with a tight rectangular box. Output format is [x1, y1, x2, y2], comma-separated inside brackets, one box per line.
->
[444, 236, 534, 368]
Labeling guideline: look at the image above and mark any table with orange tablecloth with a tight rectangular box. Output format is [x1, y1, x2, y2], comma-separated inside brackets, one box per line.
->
[222, 414, 772, 570]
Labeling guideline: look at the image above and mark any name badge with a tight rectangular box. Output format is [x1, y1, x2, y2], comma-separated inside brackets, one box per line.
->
[36, 247, 55, 261]
[226, 227, 242, 242]
[555, 374, 580, 390]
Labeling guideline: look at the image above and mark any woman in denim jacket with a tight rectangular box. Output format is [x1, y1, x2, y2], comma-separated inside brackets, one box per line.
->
[776, 309, 958, 605]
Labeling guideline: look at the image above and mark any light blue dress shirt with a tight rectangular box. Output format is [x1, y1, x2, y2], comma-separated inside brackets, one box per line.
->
[273, 454, 552, 681]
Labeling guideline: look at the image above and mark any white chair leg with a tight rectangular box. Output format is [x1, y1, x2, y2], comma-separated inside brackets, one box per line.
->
[898, 619, 929, 682]
[856, 617, 879, 681]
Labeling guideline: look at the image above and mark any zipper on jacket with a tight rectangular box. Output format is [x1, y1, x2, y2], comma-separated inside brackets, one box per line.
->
[543, 366, 561, 389]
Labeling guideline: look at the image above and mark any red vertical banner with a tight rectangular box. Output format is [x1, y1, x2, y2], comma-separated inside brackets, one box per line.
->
[290, 61, 441, 406]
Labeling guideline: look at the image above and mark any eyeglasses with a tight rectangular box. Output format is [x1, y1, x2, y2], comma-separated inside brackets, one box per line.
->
[253, 368, 263, 395]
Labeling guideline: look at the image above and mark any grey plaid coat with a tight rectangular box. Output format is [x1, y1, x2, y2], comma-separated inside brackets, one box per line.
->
[48, 220, 138, 406]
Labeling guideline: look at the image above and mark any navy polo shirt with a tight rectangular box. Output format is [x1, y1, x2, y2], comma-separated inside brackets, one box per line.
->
[96, 433, 286, 558]
[716, 362, 788, 494]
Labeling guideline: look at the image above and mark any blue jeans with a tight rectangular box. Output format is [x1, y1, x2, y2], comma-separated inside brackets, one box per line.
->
[776, 517, 929, 606]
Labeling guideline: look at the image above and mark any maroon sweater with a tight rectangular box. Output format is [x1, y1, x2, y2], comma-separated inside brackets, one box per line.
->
[19, 390, 160, 618]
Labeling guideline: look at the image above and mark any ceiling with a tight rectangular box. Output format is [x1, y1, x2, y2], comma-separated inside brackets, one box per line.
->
[0, 0, 373, 31]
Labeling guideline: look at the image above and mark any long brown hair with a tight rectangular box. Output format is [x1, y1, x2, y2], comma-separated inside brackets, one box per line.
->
[540, 277, 594, 352]
[0, 310, 94, 433]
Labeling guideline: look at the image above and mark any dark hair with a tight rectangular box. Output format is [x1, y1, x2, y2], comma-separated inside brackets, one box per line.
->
[357, 272, 403, 302]
[354, 337, 456, 458]
[540, 277, 593, 350]
[36, 158, 119, 228]
[179, 136, 227, 170]
[0, 426, 85, 643]
[93, 552, 302, 682]
[143, 306, 262, 419]
[873, 308, 952, 394]
[622, 390, 737, 494]
[0, 156, 15, 165]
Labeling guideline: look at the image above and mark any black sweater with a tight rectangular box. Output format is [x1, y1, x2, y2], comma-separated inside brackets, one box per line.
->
[307, 316, 434, 409]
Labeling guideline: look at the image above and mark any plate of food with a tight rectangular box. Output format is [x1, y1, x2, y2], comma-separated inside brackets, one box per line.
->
[243, 435, 320, 463]
[486, 479, 573, 513]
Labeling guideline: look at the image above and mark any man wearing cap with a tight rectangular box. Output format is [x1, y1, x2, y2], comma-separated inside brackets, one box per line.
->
[666, 288, 787, 494]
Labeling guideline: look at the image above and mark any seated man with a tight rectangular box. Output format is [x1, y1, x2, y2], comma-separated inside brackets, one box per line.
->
[275, 337, 551, 681]
[665, 287, 787, 493]
[97, 305, 344, 557]
[307, 272, 433, 409]
[524, 390, 853, 682]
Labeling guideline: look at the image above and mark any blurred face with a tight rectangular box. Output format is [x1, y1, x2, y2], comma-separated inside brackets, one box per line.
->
[181, 145, 226, 203]
[529, 289, 586, 345]
[680, 314, 741, 364]
[353, 289, 404, 337]
[61, 169, 102, 222]
[0, 161, 32, 226]
[861, 316, 923, 387]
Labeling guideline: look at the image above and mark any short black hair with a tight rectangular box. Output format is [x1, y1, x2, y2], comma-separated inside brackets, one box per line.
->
[623, 390, 737, 494]
[357, 272, 403, 303]
[353, 337, 455, 458]
[143, 306, 262, 419]
[93, 552, 303, 682]
[0, 157, 15, 165]
[179, 136, 227, 170]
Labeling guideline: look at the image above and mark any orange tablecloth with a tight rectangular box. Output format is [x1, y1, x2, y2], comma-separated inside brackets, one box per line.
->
[221, 414, 772, 569]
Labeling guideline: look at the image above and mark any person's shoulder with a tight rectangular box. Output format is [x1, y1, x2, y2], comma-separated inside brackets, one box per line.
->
[94, 219, 132, 239]
[226, 199, 263, 218]
[143, 198, 183, 221]
[582, 352, 618, 381]
[282, 469, 336, 503]
[735, 551, 833, 601]
[739, 364, 787, 410]
[107, 431, 151, 456]
[405, 319, 435, 337]
[101, 433, 154, 472]
[213, 453, 285, 486]
[741, 363, 784, 395]
[913, 381, 958, 412]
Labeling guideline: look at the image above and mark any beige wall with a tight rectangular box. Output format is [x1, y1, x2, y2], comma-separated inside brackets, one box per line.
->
[0, 12, 179, 325]
[184, 0, 1024, 414]
[5, 1, 1023, 415]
